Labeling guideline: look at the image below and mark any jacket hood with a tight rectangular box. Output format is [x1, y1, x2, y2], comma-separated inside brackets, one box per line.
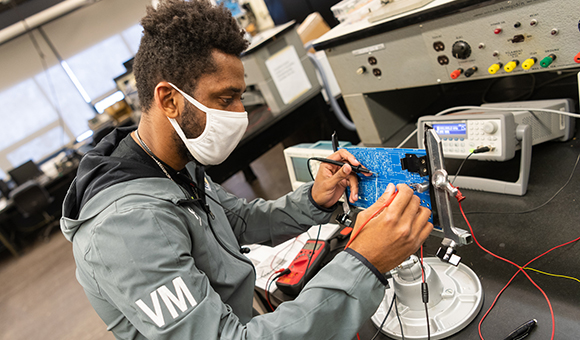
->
[60, 177, 189, 242]
[61, 126, 165, 240]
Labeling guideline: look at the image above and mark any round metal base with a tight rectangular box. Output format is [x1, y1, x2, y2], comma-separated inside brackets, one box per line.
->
[371, 257, 484, 340]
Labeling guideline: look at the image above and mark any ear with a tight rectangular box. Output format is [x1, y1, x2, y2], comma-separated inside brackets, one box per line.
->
[154, 82, 182, 119]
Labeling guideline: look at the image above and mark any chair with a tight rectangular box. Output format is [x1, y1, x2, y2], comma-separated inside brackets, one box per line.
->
[8, 180, 58, 239]
[0, 179, 10, 198]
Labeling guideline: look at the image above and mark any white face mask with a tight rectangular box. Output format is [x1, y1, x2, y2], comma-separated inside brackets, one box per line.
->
[167, 83, 248, 165]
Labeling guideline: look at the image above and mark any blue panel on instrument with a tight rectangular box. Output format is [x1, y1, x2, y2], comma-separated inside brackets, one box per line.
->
[345, 147, 433, 223]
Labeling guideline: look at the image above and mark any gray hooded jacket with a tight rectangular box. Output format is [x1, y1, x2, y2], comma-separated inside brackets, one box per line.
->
[61, 128, 386, 339]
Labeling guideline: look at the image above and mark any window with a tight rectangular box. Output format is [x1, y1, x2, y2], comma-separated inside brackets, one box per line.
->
[7, 127, 67, 167]
[0, 25, 141, 178]
[0, 62, 97, 170]
[122, 24, 143, 55]
[65, 35, 133, 101]
[34, 64, 96, 137]
[0, 79, 59, 151]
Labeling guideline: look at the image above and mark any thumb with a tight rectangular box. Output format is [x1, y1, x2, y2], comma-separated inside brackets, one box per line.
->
[368, 183, 396, 211]
[326, 164, 352, 187]
[354, 183, 396, 226]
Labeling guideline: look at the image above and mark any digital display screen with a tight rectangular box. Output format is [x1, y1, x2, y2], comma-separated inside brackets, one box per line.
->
[303, 242, 322, 251]
[291, 157, 312, 183]
[433, 123, 467, 136]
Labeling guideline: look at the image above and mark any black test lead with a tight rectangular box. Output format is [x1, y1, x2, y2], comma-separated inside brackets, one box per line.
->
[503, 319, 537, 340]
[310, 157, 376, 175]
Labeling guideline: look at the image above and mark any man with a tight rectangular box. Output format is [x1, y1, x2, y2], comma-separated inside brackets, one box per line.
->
[61, 1, 432, 339]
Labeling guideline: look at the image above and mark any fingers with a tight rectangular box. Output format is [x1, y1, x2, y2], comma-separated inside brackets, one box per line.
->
[385, 184, 415, 217]
[354, 183, 395, 222]
[316, 150, 355, 180]
[414, 207, 434, 242]
[328, 149, 361, 166]
[347, 181, 435, 272]
[312, 150, 365, 207]
[350, 183, 394, 237]
[398, 200, 433, 253]
[375, 185, 432, 242]
[399, 194, 422, 228]
[419, 222, 434, 244]
[327, 149, 373, 176]
[415, 206, 432, 229]
[325, 163, 352, 188]
[321, 150, 372, 203]
[368, 183, 397, 210]
[347, 170, 360, 203]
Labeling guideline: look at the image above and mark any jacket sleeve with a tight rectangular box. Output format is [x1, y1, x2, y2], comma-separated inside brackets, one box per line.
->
[88, 201, 385, 340]
[210, 180, 336, 246]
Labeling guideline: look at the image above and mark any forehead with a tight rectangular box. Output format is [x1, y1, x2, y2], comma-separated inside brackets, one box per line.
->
[195, 50, 245, 93]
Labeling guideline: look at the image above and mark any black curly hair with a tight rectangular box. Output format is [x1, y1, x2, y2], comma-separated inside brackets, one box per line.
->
[134, 0, 249, 112]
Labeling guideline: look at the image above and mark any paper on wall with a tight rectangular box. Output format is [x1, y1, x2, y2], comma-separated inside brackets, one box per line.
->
[265, 45, 312, 105]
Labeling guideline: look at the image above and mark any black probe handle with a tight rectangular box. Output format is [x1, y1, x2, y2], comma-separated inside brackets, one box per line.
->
[503, 319, 537, 340]
[310, 157, 372, 174]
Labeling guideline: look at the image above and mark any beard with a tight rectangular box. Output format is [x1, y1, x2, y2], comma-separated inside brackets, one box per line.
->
[172, 132, 195, 163]
[181, 100, 205, 139]
[173, 100, 205, 163]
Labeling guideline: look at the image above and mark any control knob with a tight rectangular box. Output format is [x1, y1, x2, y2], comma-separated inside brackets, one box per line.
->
[483, 121, 498, 134]
[452, 40, 472, 59]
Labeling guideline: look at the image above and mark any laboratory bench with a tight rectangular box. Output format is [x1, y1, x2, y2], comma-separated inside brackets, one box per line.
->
[363, 123, 580, 339]
[0, 154, 79, 257]
[257, 122, 580, 339]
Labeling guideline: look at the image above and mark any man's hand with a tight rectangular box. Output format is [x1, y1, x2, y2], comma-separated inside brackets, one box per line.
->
[348, 183, 433, 273]
[311, 149, 371, 208]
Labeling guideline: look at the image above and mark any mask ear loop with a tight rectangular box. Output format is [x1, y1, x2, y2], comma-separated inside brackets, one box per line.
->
[168, 82, 248, 116]
[168, 82, 210, 113]
[165, 83, 212, 165]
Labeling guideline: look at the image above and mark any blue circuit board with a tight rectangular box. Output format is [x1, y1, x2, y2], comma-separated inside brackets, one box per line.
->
[345, 147, 433, 223]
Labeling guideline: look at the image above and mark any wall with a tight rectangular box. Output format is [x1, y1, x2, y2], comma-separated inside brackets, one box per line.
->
[0, 0, 151, 177]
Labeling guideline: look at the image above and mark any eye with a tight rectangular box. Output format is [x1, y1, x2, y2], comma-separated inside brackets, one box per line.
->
[220, 97, 234, 105]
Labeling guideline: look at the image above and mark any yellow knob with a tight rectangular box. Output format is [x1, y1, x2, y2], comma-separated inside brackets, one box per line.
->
[522, 57, 537, 70]
[488, 63, 502, 74]
[504, 60, 519, 73]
